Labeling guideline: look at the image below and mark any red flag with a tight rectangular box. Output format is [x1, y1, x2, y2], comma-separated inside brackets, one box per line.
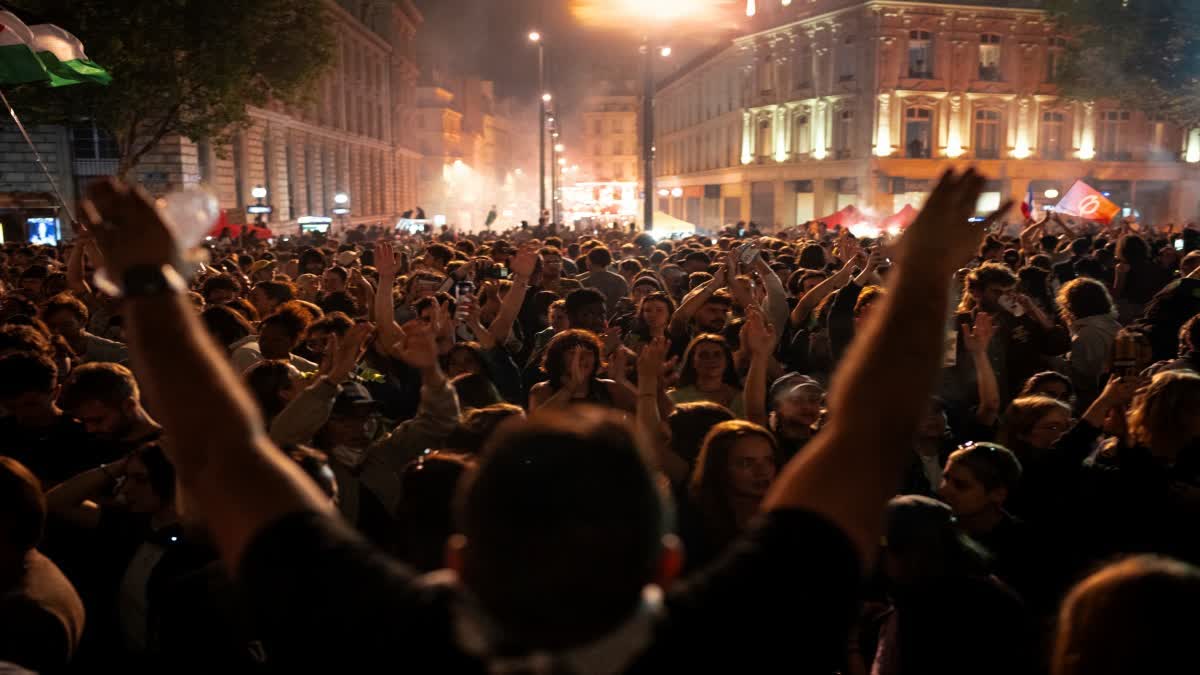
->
[1054, 180, 1121, 223]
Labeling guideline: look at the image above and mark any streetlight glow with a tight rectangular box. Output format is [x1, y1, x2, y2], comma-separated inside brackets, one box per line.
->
[1044, 189, 1060, 199]
[333, 192, 349, 205]
[670, 187, 683, 197]
[554, 143, 565, 152]
[251, 185, 267, 200]
[660, 46, 672, 58]
[542, 92, 552, 102]
[528, 31, 541, 43]
[558, 158, 567, 165]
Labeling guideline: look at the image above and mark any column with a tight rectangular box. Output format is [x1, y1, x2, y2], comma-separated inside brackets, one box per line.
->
[812, 99, 828, 160]
[773, 180, 793, 229]
[1012, 97, 1031, 159]
[946, 94, 964, 158]
[1077, 101, 1096, 160]
[1185, 128, 1200, 164]
[874, 92, 892, 156]
[774, 106, 788, 162]
[741, 110, 753, 165]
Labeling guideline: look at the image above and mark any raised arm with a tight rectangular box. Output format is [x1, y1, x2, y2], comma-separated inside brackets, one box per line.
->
[789, 260, 854, 328]
[81, 178, 331, 570]
[962, 312, 1001, 427]
[752, 255, 788, 341]
[742, 307, 775, 427]
[487, 244, 536, 344]
[670, 265, 725, 333]
[373, 242, 403, 350]
[635, 337, 689, 484]
[763, 169, 1010, 562]
[66, 230, 94, 295]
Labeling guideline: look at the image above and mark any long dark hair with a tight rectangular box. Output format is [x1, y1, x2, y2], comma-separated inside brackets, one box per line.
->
[245, 359, 295, 422]
[631, 292, 676, 341]
[678, 334, 740, 388]
[689, 420, 777, 548]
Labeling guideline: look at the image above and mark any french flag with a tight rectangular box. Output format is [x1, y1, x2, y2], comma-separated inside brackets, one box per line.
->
[1020, 185, 1034, 221]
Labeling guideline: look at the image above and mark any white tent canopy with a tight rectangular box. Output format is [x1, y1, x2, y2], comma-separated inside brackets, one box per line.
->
[648, 211, 696, 238]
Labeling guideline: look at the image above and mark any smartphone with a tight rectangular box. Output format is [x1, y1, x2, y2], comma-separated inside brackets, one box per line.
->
[1175, 239, 1185, 252]
[454, 279, 475, 300]
[482, 265, 510, 280]
[738, 244, 760, 266]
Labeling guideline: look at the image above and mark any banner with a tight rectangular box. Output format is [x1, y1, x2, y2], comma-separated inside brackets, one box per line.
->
[1054, 180, 1121, 223]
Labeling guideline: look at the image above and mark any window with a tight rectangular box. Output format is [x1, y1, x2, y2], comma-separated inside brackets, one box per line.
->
[904, 107, 932, 158]
[1099, 110, 1131, 160]
[71, 123, 119, 160]
[838, 35, 856, 82]
[979, 34, 1002, 81]
[232, 136, 246, 207]
[1040, 111, 1065, 159]
[612, 118, 623, 133]
[974, 109, 1001, 159]
[1046, 37, 1067, 82]
[197, 141, 212, 183]
[758, 53, 774, 93]
[908, 31, 934, 78]
[794, 49, 812, 88]
[835, 110, 854, 158]
[613, 140, 623, 155]
[756, 119, 772, 159]
[593, 119, 602, 135]
[793, 114, 811, 157]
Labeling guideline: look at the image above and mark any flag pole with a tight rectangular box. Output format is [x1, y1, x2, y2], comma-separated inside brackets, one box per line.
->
[0, 87, 76, 223]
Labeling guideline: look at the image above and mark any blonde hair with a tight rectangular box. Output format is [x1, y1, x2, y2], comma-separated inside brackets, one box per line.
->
[997, 396, 1071, 448]
[1127, 370, 1200, 454]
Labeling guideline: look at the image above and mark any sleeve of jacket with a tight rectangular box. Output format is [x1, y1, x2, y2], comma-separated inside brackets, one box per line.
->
[762, 273, 789, 341]
[269, 377, 339, 447]
[482, 346, 523, 404]
[827, 282, 863, 362]
[367, 379, 461, 472]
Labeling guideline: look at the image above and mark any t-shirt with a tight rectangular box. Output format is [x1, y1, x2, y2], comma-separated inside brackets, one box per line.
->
[0, 551, 85, 672]
[238, 508, 861, 673]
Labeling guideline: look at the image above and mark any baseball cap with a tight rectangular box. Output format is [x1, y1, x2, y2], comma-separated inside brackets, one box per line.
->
[336, 251, 361, 267]
[331, 381, 380, 416]
[248, 259, 276, 275]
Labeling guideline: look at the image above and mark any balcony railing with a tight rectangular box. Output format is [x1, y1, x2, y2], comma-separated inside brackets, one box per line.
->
[73, 158, 119, 176]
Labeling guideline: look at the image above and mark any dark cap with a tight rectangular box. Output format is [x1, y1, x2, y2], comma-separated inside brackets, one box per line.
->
[331, 381, 380, 416]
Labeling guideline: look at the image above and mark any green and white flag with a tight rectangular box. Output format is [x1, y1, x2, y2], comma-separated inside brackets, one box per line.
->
[0, 10, 109, 87]
[29, 23, 112, 86]
[0, 11, 50, 85]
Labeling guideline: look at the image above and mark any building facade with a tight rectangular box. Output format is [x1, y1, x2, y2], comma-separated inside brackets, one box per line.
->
[653, 0, 1200, 231]
[415, 74, 521, 230]
[0, 0, 423, 243]
[579, 80, 641, 184]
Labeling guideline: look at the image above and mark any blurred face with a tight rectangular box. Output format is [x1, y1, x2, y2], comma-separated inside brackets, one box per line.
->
[249, 287, 274, 317]
[1023, 408, 1072, 450]
[938, 459, 1002, 519]
[977, 283, 1015, 314]
[683, 259, 707, 274]
[43, 309, 83, 338]
[448, 347, 482, 378]
[561, 345, 597, 379]
[325, 408, 379, 449]
[543, 254, 562, 277]
[727, 435, 777, 500]
[569, 302, 607, 334]
[640, 299, 671, 331]
[259, 323, 295, 360]
[801, 276, 825, 294]
[19, 278, 43, 296]
[118, 456, 166, 515]
[694, 301, 728, 333]
[917, 408, 948, 440]
[549, 306, 569, 333]
[775, 387, 823, 428]
[1, 390, 57, 425]
[632, 284, 656, 304]
[323, 271, 347, 293]
[73, 399, 131, 438]
[304, 329, 331, 359]
[296, 275, 321, 298]
[691, 341, 727, 379]
[207, 288, 237, 306]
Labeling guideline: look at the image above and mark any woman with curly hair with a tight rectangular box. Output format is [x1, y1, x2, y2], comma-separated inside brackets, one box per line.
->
[668, 334, 744, 417]
[528, 329, 636, 413]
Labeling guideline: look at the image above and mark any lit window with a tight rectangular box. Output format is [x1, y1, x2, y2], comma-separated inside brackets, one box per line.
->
[979, 34, 1002, 81]
[908, 31, 934, 78]
[974, 109, 1001, 159]
[904, 108, 933, 158]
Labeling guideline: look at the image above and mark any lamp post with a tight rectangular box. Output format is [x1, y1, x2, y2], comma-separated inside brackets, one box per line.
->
[250, 185, 268, 226]
[529, 31, 547, 219]
[641, 43, 671, 232]
[333, 191, 350, 231]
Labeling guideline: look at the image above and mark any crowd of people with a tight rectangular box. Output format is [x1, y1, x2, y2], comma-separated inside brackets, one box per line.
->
[1, 169, 1198, 674]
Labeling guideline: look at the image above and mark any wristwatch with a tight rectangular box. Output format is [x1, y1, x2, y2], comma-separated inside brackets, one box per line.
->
[121, 264, 187, 299]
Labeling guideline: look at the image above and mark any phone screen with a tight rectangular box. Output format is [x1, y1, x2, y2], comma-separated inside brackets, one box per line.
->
[1176, 239, 1185, 252]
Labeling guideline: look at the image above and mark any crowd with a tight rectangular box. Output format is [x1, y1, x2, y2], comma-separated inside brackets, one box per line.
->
[1, 169, 1198, 674]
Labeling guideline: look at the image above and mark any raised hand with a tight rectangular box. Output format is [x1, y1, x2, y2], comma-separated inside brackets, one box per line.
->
[324, 323, 374, 384]
[962, 312, 995, 355]
[609, 346, 633, 384]
[563, 346, 589, 390]
[637, 336, 670, 382]
[80, 178, 181, 280]
[376, 242, 399, 279]
[898, 169, 1013, 275]
[742, 307, 777, 356]
[390, 319, 440, 372]
[510, 244, 539, 280]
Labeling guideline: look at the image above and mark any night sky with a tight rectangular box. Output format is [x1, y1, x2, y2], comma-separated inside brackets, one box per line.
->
[412, 0, 741, 114]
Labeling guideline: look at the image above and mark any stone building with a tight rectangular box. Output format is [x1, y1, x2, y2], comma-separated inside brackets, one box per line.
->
[653, 0, 1200, 231]
[0, 0, 423, 242]
[579, 76, 641, 184]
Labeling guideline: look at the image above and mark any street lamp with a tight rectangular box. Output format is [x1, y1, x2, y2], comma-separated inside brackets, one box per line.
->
[251, 185, 267, 200]
[542, 93, 553, 103]
[554, 143, 565, 153]
[529, 31, 547, 218]
[249, 185, 270, 224]
[641, 42, 672, 232]
[1044, 189, 1060, 200]
[334, 192, 349, 205]
[332, 192, 350, 229]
